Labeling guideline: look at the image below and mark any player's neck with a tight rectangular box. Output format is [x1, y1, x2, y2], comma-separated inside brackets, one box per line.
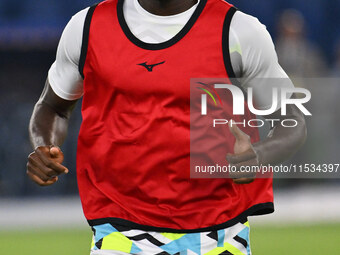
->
[138, 0, 198, 16]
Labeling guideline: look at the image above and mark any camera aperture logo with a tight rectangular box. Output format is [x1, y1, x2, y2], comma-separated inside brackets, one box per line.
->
[197, 82, 312, 128]
[197, 82, 223, 108]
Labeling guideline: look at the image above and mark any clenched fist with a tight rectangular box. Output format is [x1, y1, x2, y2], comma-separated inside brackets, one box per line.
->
[27, 146, 68, 186]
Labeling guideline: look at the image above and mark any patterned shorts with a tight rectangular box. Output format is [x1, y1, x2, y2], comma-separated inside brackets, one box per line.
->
[90, 220, 251, 255]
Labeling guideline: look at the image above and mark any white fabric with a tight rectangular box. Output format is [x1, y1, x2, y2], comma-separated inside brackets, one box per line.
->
[125, 0, 198, 43]
[48, 7, 88, 100]
[48, 0, 293, 108]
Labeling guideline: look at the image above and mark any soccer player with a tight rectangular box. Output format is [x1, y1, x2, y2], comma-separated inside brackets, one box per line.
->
[27, 0, 307, 254]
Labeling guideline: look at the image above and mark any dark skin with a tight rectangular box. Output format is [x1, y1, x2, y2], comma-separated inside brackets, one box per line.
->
[27, 0, 307, 186]
[227, 100, 306, 184]
[27, 80, 76, 186]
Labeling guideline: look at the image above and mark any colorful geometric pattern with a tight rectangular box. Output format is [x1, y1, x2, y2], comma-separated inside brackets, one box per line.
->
[90, 220, 251, 255]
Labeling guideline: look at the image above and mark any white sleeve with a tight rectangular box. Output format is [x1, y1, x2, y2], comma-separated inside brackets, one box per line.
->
[229, 11, 294, 110]
[48, 8, 88, 100]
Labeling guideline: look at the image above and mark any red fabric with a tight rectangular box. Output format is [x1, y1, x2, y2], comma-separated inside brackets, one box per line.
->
[77, 0, 273, 230]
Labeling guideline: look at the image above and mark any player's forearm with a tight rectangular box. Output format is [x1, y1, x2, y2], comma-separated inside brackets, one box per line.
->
[252, 105, 307, 165]
[29, 80, 77, 149]
[29, 102, 70, 148]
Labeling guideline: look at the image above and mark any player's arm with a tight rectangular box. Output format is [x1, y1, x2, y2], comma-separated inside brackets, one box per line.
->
[27, 81, 77, 186]
[227, 102, 306, 184]
[27, 8, 87, 186]
[227, 12, 307, 184]
[253, 99, 306, 165]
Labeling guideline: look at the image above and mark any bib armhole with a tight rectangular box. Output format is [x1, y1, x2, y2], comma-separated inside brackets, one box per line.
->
[79, 4, 98, 79]
[222, 6, 238, 79]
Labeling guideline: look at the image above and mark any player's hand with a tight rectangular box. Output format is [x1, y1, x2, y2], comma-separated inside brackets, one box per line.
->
[26, 146, 68, 186]
[226, 120, 257, 184]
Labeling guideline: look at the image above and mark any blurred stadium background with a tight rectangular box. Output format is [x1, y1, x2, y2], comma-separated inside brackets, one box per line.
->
[1, 0, 340, 254]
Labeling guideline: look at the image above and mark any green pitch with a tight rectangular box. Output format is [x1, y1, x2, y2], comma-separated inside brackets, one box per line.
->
[251, 224, 340, 254]
[0, 224, 339, 255]
[0, 228, 92, 255]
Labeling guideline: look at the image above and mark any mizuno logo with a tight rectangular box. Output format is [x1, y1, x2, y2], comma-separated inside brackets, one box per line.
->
[137, 61, 165, 72]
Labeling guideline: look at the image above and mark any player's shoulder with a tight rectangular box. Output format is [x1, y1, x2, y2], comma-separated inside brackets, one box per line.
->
[60, 7, 90, 42]
[70, 7, 90, 26]
[231, 10, 270, 44]
[233, 11, 267, 34]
